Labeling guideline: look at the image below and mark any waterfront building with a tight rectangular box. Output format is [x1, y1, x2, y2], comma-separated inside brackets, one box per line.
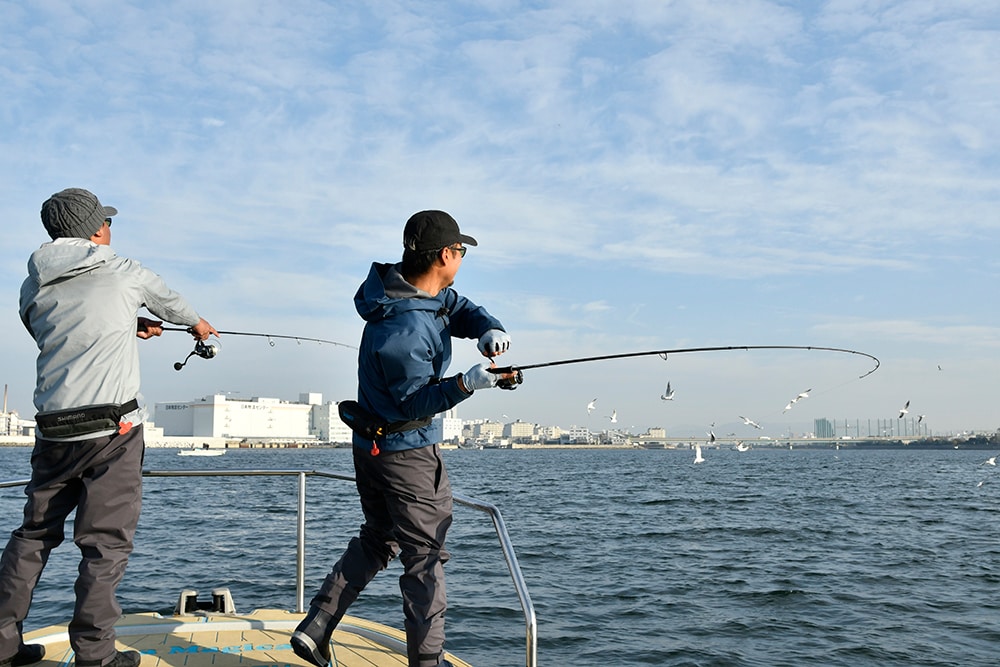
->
[155, 393, 315, 440]
[1, 410, 17, 436]
[815, 418, 835, 438]
[437, 408, 463, 444]
[472, 421, 504, 439]
[503, 420, 536, 441]
[538, 425, 563, 441]
[309, 400, 356, 445]
[152, 392, 464, 445]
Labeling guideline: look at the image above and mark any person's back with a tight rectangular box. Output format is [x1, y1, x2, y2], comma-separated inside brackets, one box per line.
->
[22, 238, 160, 415]
[0, 188, 216, 667]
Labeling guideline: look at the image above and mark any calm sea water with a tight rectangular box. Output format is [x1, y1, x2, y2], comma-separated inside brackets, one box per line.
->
[2, 445, 999, 667]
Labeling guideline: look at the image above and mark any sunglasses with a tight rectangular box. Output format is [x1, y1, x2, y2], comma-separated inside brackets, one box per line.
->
[448, 245, 467, 258]
[105, 218, 113, 227]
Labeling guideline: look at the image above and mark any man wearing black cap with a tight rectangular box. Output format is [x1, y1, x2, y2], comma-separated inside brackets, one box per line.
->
[292, 210, 517, 667]
[0, 188, 217, 667]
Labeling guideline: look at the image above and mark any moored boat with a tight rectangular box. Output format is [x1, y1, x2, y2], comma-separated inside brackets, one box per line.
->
[177, 445, 225, 456]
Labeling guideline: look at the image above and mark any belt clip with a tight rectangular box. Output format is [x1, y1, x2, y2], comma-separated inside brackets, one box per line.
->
[370, 441, 380, 456]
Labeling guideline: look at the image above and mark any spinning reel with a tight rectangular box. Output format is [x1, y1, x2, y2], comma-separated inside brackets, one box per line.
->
[174, 338, 222, 371]
[494, 368, 524, 390]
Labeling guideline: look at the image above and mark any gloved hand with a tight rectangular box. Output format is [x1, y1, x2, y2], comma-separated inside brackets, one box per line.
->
[462, 362, 499, 392]
[477, 329, 511, 357]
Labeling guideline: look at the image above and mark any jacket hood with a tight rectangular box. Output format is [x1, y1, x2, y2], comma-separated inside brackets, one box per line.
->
[25, 238, 115, 288]
[354, 262, 445, 323]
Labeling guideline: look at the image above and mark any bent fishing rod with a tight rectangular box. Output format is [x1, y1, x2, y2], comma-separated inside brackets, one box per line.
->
[161, 326, 357, 371]
[488, 345, 881, 387]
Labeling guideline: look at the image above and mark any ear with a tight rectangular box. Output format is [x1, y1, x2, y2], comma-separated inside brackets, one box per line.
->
[89, 222, 110, 245]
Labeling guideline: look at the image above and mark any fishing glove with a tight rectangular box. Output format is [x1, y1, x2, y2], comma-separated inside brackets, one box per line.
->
[477, 329, 510, 357]
[462, 362, 499, 392]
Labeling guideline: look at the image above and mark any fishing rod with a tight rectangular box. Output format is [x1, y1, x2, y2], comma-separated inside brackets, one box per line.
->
[488, 345, 880, 388]
[162, 326, 357, 371]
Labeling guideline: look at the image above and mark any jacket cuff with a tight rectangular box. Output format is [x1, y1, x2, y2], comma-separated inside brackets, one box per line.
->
[445, 375, 473, 400]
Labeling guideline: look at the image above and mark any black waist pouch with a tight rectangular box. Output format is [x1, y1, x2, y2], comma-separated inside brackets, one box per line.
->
[338, 400, 432, 440]
[36, 399, 139, 439]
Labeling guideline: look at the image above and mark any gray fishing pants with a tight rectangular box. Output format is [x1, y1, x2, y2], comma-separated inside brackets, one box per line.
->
[0, 426, 144, 664]
[311, 443, 453, 667]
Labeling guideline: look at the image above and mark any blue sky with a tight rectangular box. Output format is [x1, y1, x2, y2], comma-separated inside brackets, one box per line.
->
[2, 1, 998, 437]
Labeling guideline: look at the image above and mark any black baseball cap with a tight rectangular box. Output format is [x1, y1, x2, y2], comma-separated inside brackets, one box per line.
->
[403, 210, 477, 252]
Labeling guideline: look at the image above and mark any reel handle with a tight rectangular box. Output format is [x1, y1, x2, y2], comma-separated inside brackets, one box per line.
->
[173, 339, 221, 371]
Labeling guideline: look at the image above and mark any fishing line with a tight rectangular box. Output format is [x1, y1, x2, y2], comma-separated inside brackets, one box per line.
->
[489, 345, 880, 387]
[161, 326, 357, 371]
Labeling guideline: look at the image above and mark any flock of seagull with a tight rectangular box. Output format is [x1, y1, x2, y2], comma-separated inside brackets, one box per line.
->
[579, 365, 991, 477]
[587, 382, 932, 436]
[584, 386, 993, 479]
[583, 383, 963, 467]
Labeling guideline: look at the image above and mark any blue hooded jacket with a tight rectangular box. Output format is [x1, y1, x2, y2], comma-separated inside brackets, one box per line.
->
[352, 262, 505, 452]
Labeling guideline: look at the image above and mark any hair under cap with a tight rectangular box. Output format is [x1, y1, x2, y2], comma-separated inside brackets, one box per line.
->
[40, 188, 118, 240]
[403, 210, 477, 252]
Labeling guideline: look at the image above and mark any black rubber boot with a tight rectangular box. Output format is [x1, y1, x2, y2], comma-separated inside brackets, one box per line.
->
[0, 644, 45, 667]
[290, 606, 336, 667]
[10, 644, 45, 667]
[76, 650, 141, 667]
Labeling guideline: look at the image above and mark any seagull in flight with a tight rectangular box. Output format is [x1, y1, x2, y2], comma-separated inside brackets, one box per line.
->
[607, 409, 618, 424]
[739, 415, 763, 430]
[983, 456, 997, 466]
[783, 388, 812, 413]
[917, 415, 925, 424]
[898, 400, 910, 419]
[660, 382, 675, 401]
[694, 444, 705, 464]
[586, 398, 597, 415]
[735, 441, 750, 452]
[707, 430, 716, 444]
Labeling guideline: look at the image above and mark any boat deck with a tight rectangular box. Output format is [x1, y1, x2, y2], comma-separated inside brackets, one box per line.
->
[23, 609, 472, 667]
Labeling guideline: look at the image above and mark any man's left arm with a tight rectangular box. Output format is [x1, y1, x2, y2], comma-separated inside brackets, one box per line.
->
[446, 291, 508, 356]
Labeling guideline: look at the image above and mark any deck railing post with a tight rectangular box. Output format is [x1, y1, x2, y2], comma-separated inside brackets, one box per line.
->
[296, 471, 307, 613]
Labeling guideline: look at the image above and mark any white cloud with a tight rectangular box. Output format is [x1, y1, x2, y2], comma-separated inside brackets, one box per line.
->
[2, 1, 998, 432]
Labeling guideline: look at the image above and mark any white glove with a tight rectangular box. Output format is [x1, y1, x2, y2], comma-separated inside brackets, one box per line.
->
[477, 329, 510, 357]
[462, 362, 499, 392]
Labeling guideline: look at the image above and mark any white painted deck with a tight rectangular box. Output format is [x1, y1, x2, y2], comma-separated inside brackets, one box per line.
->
[23, 609, 472, 667]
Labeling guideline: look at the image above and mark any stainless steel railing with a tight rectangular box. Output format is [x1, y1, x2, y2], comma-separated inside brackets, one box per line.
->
[3, 468, 537, 667]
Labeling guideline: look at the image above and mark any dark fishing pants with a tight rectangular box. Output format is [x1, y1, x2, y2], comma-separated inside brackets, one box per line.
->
[311, 443, 452, 667]
[0, 426, 144, 664]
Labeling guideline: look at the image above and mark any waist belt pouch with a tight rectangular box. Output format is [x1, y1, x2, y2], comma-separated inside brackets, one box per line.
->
[36, 399, 139, 439]
[338, 401, 434, 440]
[338, 400, 388, 440]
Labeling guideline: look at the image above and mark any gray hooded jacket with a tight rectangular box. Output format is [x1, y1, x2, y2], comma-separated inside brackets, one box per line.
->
[19, 238, 201, 435]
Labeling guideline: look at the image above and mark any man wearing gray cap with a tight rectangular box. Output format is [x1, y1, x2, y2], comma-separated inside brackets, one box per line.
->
[0, 188, 217, 667]
[292, 210, 518, 667]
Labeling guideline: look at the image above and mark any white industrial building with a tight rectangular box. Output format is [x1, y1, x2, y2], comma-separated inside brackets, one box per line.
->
[154, 393, 354, 444]
[153, 393, 466, 446]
